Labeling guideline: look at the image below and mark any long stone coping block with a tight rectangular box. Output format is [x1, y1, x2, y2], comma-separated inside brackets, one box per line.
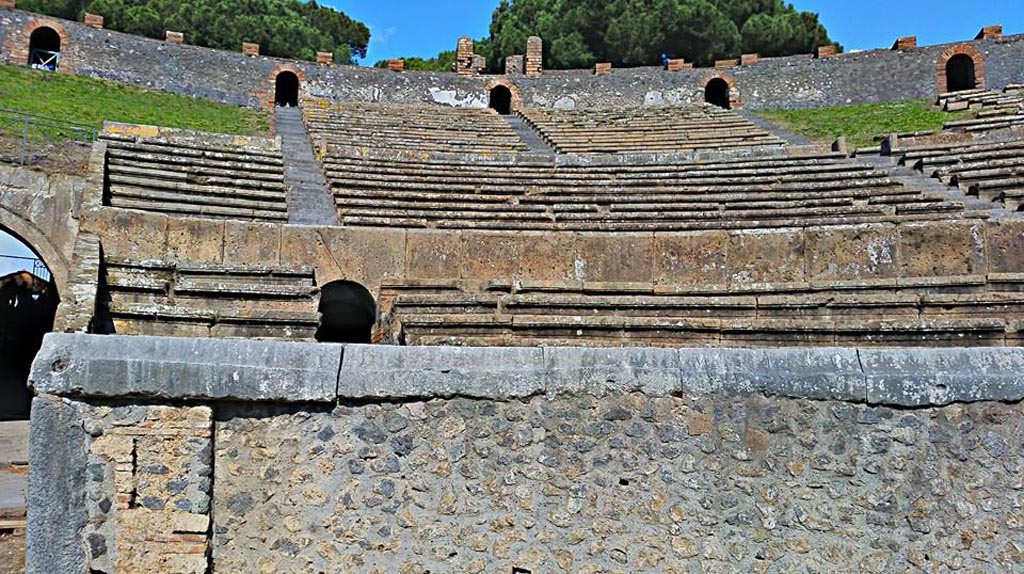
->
[27, 334, 1024, 406]
[30, 333, 341, 402]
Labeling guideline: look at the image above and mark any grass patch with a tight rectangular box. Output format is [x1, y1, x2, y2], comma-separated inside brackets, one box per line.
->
[0, 64, 270, 136]
[755, 99, 969, 148]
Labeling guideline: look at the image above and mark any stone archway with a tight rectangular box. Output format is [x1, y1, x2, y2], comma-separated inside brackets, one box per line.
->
[484, 78, 522, 113]
[936, 44, 985, 94]
[0, 207, 70, 297]
[6, 19, 72, 72]
[699, 72, 742, 109]
[315, 280, 376, 344]
[274, 71, 300, 107]
[261, 64, 306, 110]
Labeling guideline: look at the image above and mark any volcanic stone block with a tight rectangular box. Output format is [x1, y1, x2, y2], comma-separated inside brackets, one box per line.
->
[726, 229, 806, 285]
[505, 54, 524, 75]
[543, 347, 681, 396]
[223, 221, 280, 267]
[406, 229, 465, 280]
[84, 209, 168, 261]
[318, 226, 407, 288]
[279, 225, 319, 270]
[654, 231, 729, 287]
[166, 218, 224, 265]
[462, 230, 576, 282]
[577, 233, 654, 283]
[805, 224, 899, 282]
[898, 221, 985, 277]
[983, 219, 1024, 273]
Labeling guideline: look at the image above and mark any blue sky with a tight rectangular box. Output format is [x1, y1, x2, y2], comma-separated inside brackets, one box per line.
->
[328, 0, 1022, 63]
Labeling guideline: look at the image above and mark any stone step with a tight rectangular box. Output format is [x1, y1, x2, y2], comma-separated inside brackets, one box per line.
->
[276, 107, 339, 226]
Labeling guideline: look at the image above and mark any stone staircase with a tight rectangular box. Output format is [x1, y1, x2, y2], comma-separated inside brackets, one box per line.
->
[276, 107, 339, 226]
[502, 114, 556, 156]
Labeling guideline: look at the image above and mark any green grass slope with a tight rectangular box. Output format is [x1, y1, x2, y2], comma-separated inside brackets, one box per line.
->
[755, 99, 968, 148]
[0, 64, 269, 135]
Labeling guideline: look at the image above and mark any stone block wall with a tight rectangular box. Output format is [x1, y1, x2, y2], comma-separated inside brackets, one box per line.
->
[0, 8, 1022, 110]
[25, 334, 1024, 574]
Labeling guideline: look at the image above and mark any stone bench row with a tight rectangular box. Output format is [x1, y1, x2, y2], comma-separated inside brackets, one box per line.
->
[101, 259, 320, 340]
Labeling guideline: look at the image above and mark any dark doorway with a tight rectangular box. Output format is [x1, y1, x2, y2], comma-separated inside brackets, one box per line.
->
[0, 232, 57, 420]
[945, 54, 977, 92]
[489, 85, 513, 115]
[274, 71, 299, 107]
[28, 27, 61, 71]
[315, 280, 376, 344]
[704, 78, 731, 109]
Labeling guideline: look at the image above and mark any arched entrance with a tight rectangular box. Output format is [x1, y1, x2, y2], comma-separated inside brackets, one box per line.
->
[274, 71, 299, 107]
[704, 78, 731, 109]
[489, 85, 513, 115]
[28, 26, 61, 71]
[315, 280, 376, 344]
[0, 229, 57, 420]
[945, 54, 977, 92]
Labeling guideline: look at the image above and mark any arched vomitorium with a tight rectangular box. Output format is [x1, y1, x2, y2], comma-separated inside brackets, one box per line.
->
[315, 280, 376, 344]
[0, 230, 57, 420]
[274, 71, 300, 107]
[489, 85, 513, 115]
[936, 44, 986, 94]
[945, 54, 977, 92]
[28, 26, 62, 71]
[704, 77, 731, 109]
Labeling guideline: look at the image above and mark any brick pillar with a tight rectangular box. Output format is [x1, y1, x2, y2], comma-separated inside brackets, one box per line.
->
[0, 0, 15, 10]
[665, 58, 691, 71]
[84, 13, 104, 29]
[242, 42, 259, 57]
[741, 53, 759, 66]
[317, 51, 333, 66]
[387, 58, 404, 72]
[891, 36, 917, 50]
[976, 25, 1002, 40]
[714, 58, 739, 68]
[505, 55, 524, 75]
[454, 36, 474, 75]
[165, 31, 184, 44]
[816, 45, 836, 58]
[525, 36, 542, 77]
[594, 62, 612, 75]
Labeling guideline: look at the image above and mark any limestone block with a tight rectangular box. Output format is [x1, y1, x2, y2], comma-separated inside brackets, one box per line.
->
[898, 221, 985, 278]
[317, 226, 406, 290]
[805, 224, 899, 282]
[862, 348, 1024, 405]
[166, 218, 224, 265]
[576, 232, 654, 283]
[223, 220, 281, 267]
[543, 347, 681, 396]
[406, 229, 465, 280]
[726, 229, 806, 285]
[279, 225, 318, 270]
[654, 231, 729, 287]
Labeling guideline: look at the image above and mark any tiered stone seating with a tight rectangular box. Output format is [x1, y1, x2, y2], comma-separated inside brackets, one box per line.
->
[518, 105, 784, 154]
[301, 100, 528, 154]
[100, 259, 319, 339]
[101, 128, 289, 221]
[937, 88, 1024, 134]
[324, 148, 975, 231]
[380, 276, 1024, 348]
[886, 136, 1024, 211]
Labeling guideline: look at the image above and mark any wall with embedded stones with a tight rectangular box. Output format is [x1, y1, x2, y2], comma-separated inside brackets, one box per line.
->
[25, 334, 1024, 574]
[2, 6, 1023, 110]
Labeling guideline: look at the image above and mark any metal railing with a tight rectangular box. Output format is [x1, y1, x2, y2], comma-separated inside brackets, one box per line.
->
[0, 254, 51, 283]
[0, 108, 98, 171]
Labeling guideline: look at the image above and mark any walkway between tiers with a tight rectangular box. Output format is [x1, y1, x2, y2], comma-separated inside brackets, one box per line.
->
[503, 114, 557, 157]
[276, 107, 339, 226]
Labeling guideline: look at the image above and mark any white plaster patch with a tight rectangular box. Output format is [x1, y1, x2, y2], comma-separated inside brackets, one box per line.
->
[427, 87, 486, 108]
[554, 96, 576, 110]
[644, 91, 664, 106]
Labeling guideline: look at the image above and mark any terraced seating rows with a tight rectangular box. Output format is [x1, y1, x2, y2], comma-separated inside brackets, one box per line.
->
[302, 101, 527, 154]
[887, 137, 1024, 211]
[518, 105, 784, 154]
[324, 149, 976, 231]
[100, 259, 319, 339]
[379, 275, 1024, 348]
[938, 87, 1024, 134]
[101, 131, 289, 221]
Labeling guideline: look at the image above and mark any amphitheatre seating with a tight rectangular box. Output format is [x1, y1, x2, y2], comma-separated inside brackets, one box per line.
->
[100, 127, 289, 221]
[101, 258, 319, 339]
[937, 88, 1024, 134]
[301, 100, 528, 154]
[323, 148, 976, 231]
[517, 105, 784, 154]
[380, 276, 1024, 347]
[886, 136, 1024, 211]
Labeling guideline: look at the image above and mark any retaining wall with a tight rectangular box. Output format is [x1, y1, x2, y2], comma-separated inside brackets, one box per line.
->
[26, 333, 1024, 573]
[2, 7, 1023, 110]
